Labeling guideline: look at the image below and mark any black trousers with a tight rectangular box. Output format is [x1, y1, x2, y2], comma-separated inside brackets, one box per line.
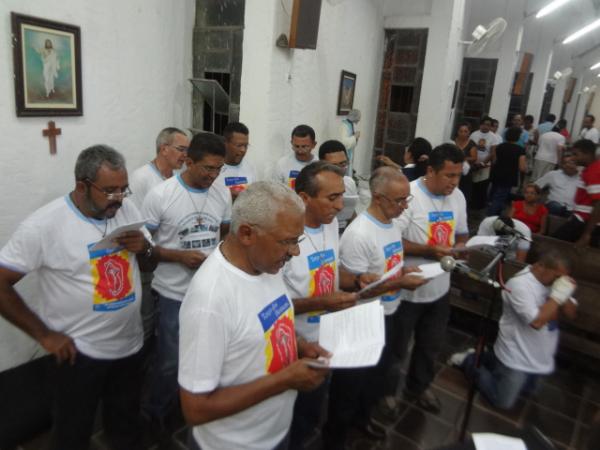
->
[394, 293, 450, 395]
[552, 215, 600, 247]
[48, 349, 144, 450]
[323, 312, 401, 448]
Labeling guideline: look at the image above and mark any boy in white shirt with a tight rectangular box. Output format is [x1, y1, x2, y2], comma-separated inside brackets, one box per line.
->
[395, 144, 469, 413]
[216, 121, 256, 200]
[179, 182, 329, 450]
[272, 124, 317, 189]
[286, 161, 378, 449]
[142, 132, 232, 428]
[450, 250, 577, 409]
[323, 167, 427, 447]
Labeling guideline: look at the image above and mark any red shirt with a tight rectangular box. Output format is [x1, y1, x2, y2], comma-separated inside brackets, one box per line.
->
[512, 200, 548, 233]
[573, 159, 600, 222]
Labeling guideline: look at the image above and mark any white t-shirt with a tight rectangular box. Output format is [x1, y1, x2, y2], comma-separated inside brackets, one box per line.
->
[579, 127, 600, 143]
[216, 159, 256, 196]
[283, 220, 340, 341]
[143, 173, 232, 301]
[477, 216, 531, 258]
[179, 246, 297, 450]
[0, 196, 144, 359]
[340, 212, 404, 315]
[470, 130, 501, 156]
[129, 162, 165, 209]
[395, 178, 468, 303]
[494, 268, 558, 374]
[535, 169, 579, 210]
[337, 176, 358, 230]
[273, 153, 314, 189]
[535, 131, 565, 164]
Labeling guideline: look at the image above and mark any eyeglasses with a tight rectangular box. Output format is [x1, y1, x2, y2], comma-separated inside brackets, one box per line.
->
[377, 192, 413, 206]
[86, 179, 132, 200]
[169, 144, 188, 152]
[333, 160, 349, 169]
[197, 164, 223, 175]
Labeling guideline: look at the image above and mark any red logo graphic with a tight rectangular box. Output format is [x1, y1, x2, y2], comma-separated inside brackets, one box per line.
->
[313, 265, 335, 296]
[95, 254, 131, 301]
[428, 222, 452, 246]
[267, 315, 297, 373]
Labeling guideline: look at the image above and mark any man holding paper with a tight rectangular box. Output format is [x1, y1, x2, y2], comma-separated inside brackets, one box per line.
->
[0, 145, 155, 450]
[395, 144, 469, 414]
[323, 167, 428, 447]
[285, 161, 378, 449]
[179, 182, 329, 450]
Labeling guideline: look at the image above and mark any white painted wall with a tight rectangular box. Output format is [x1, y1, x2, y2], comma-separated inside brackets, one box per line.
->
[0, 0, 194, 371]
[239, 0, 385, 178]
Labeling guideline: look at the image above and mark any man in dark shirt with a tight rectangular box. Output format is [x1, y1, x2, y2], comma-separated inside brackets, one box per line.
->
[487, 127, 527, 216]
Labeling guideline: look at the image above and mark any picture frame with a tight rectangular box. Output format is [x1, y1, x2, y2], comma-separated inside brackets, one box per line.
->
[11, 12, 83, 117]
[336, 70, 356, 115]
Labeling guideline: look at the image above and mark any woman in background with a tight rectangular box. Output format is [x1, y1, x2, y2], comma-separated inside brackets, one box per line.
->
[453, 123, 477, 206]
[376, 137, 432, 181]
[510, 183, 548, 234]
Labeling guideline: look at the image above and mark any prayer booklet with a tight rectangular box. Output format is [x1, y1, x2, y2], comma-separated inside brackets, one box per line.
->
[357, 263, 403, 297]
[472, 433, 526, 450]
[90, 221, 148, 251]
[412, 262, 445, 279]
[315, 302, 385, 368]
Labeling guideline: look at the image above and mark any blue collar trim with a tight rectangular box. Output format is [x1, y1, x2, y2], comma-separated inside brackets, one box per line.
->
[177, 173, 208, 193]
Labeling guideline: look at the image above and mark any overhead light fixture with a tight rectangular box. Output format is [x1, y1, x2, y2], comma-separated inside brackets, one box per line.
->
[563, 18, 600, 44]
[591, 62, 600, 70]
[536, 0, 573, 19]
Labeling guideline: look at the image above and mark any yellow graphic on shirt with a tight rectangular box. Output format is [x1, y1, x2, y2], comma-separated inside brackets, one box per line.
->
[88, 245, 136, 311]
[427, 211, 456, 247]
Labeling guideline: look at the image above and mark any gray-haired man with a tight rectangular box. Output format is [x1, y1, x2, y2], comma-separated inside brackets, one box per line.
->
[179, 181, 329, 450]
[0, 145, 155, 450]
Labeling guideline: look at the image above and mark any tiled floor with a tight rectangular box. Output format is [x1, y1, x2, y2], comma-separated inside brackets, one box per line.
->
[16, 326, 600, 450]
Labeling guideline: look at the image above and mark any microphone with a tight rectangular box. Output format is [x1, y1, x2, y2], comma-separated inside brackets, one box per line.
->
[492, 218, 532, 242]
[440, 256, 501, 288]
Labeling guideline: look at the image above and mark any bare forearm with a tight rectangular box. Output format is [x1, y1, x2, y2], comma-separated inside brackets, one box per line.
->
[0, 282, 50, 342]
[339, 268, 359, 291]
[531, 299, 560, 329]
[155, 246, 183, 263]
[181, 371, 290, 425]
[292, 296, 327, 314]
[403, 239, 435, 258]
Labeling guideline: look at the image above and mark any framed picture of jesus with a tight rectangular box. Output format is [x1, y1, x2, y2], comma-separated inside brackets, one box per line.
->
[11, 13, 83, 117]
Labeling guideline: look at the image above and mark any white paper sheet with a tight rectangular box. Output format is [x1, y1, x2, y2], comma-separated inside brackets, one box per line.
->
[472, 433, 526, 450]
[466, 235, 499, 248]
[357, 263, 403, 297]
[412, 262, 445, 279]
[317, 302, 385, 368]
[90, 221, 148, 251]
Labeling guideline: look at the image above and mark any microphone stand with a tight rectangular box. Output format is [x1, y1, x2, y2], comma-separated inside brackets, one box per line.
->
[458, 234, 517, 442]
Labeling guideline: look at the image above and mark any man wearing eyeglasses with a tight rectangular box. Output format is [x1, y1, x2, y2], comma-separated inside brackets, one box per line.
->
[272, 124, 317, 189]
[323, 167, 428, 448]
[141, 132, 232, 435]
[394, 144, 468, 414]
[0, 145, 155, 450]
[318, 140, 359, 233]
[216, 122, 255, 200]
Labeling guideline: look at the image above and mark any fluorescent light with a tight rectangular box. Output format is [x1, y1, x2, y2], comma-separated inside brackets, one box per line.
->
[591, 62, 600, 70]
[563, 18, 600, 44]
[536, 0, 573, 19]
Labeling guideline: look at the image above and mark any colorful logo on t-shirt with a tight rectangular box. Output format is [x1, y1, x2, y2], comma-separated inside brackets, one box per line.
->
[307, 249, 336, 323]
[382, 241, 403, 303]
[427, 211, 455, 247]
[288, 170, 300, 189]
[225, 176, 249, 195]
[258, 294, 297, 374]
[88, 245, 135, 311]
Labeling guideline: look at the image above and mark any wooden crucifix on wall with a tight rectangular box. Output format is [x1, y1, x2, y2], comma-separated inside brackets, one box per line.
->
[43, 121, 62, 155]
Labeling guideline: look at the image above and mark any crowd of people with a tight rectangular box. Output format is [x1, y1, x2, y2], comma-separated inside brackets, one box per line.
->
[0, 113, 597, 450]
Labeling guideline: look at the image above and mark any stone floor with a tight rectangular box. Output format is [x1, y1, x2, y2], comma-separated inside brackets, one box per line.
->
[16, 326, 600, 450]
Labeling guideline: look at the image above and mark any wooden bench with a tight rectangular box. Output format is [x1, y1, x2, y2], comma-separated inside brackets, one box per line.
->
[449, 239, 600, 364]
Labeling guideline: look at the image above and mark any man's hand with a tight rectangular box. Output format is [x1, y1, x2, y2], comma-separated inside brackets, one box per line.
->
[399, 274, 428, 291]
[179, 250, 207, 269]
[298, 340, 332, 360]
[39, 330, 77, 365]
[357, 273, 380, 290]
[283, 359, 329, 391]
[430, 245, 453, 260]
[322, 291, 358, 312]
[116, 230, 148, 254]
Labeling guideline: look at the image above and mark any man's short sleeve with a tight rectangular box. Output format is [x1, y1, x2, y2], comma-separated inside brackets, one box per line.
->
[178, 303, 227, 393]
[0, 222, 43, 274]
[141, 187, 162, 231]
[455, 192, 469, 236]
[503, 277, 540, 324]
[340, 230, 372, 274]
[535, 171, 552, 190]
